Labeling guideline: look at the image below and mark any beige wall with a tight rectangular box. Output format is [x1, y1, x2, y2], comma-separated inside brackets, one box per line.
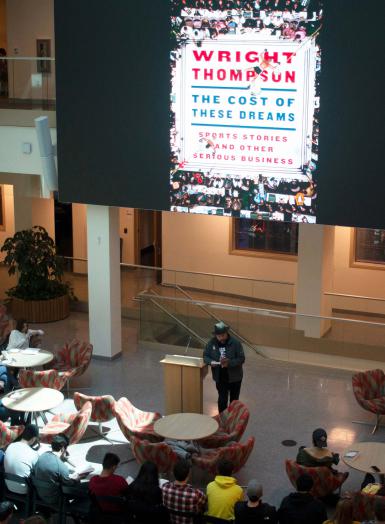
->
[162, 212, 297, 304]
[0, 184, 14, 260]
[6, 0, 55, 99]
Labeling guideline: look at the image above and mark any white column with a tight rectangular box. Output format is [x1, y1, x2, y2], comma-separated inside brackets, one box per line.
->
[296, 224, 335, 338]
[87, 205, 121, 359]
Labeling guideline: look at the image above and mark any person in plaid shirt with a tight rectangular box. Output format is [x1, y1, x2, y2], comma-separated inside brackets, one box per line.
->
[162, 459, 207, 524]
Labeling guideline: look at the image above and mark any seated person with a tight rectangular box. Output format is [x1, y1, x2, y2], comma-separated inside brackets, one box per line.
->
[323, 498, 360, 524]
[0, 400, 24, 425]
[33, 434, 87, 505]
[296, 428, 340, 469]
[206, 459, 244, 522]
[4, 424, 39, 493]
[362, 497, 385, 524]
[127, 461, 169, 522]
[89, 452, 129, 513]
[234, 479, 277, 523]
[278, 474, 327, 524]
[7, 318, 44, 350]
[0, 502, 14, 524]
[162, 459, 206, 524]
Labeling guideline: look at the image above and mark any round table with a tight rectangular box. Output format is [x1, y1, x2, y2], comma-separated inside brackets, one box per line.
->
[343, 442, 385, 473]
[154, 413, 218, 441]
[2, 387, 64, 426]
[1, 348, 53, 368]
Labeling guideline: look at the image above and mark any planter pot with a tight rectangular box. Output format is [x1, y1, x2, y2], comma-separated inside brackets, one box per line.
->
[11, 295, 70, 323]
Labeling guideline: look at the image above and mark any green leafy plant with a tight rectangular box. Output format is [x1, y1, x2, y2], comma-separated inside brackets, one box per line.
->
[1, 226, 74, 301]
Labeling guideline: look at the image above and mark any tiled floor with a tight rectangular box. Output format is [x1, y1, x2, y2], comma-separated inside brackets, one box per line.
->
[24, 311, 383, 512]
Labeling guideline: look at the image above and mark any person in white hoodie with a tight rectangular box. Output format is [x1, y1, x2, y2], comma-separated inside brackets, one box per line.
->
[7, 318, 44, 350]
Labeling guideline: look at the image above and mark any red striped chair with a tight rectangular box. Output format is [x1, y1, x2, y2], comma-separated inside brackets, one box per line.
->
[50, 340, 93, 395]
[351, 490, 385, 521]
[0, 421, 24, 448]
[18, 369, 69, 391]
[198, 400, 249, 448]
[74, 392, 116, 436]
[40, 400, 92, 445]
[192, 436, 255, 475]
[285, 459, 348, 498]
[113, 397, 162, 442]
[352, 369, 385, 433]
[130, 435, 178, 474]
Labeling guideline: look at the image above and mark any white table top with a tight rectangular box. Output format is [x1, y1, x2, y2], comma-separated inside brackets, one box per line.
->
[1, 348, 53, 368]
[2, 387, 64, 413]
[343, 442, 385, 473]
[154, 413, 218, 441]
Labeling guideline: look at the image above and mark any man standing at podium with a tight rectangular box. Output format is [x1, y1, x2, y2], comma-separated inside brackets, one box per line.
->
[204, 322, 245, 413]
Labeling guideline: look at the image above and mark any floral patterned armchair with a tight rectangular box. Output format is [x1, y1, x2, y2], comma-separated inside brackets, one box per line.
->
[352, 369, 385, 433]
[285, 459, 348, 498]
[198, 400, 249, 448]
[40, 400, 92, 445]
[192, 436, 255, 475]
[130, 435, 178, 474]
[113, 397, 162, 442]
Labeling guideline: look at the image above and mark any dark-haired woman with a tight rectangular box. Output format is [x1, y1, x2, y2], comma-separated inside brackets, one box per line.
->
[127, 461, 169, 523]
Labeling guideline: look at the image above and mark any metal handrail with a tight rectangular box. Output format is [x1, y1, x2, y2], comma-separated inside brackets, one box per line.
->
[144, 293, 208, 347]
[325, 292, 385, 303]
[173, 284, 264, 356]
[1, 56, 56, 61]
[138, 291, 385, 328]
[60, 256, 294, 287]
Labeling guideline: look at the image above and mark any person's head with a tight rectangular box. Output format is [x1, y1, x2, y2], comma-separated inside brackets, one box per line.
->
[21, 517, 47, 524]
[375, 497, 385, 522]
[21, 424, 39, 445]
[102, 452, 120, 472]
[217, 459, 234, 477]
[133, 461, 159, 489]
[15, 318, 28, 333]
[51, 434, 69, 456]
[296, 474, 313, 493]
[312, 427, 328, 448]
[333, 498, 353, 524]
[173, 459, 191, 483]
[0, 48, 6, 57]
[0, 501, 14, 523]
[213, 321, 230, 344]
[246, 479, 263, 503]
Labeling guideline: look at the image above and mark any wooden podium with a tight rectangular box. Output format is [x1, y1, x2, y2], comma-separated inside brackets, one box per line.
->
[160, 355, 208, 415]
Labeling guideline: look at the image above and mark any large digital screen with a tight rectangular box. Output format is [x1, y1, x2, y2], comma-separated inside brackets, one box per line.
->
[56, 0, 385, 229]
[170, 1, 322, 223]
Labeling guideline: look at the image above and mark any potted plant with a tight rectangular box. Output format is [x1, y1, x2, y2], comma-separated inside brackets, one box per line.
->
[0, 226, 73, 322]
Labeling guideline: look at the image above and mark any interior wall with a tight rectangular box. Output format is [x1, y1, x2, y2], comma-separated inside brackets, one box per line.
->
[0, 184, 14, 261]
[161, 212, 297, 304]
[119, 208, 135, 265]
[332, 226, 385, 315]
[31, 195, 54, 239]
[0, 0, 6, 49]
[6, 0, 55, 99]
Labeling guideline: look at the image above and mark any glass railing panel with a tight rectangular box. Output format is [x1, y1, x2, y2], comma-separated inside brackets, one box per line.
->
[0, 57, 55, 110]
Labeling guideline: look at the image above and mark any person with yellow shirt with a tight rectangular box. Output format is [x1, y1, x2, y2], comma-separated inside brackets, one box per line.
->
[206, 459, 244, 522]
[323, 498, 360, 524]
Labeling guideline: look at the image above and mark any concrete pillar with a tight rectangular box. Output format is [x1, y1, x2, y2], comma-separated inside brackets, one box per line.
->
[296, 224, 335, 337]
[87, 205, 121, 359]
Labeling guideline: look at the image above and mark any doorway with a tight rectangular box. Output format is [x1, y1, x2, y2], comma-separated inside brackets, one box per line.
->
[135, 209, 162, 268]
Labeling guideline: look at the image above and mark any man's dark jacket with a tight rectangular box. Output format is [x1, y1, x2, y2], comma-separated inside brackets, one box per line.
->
[278, 492, 327, 524]
[203, 334, 245, 383]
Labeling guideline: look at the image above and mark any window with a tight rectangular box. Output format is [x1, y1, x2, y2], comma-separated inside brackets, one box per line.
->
[354, 228, 385, 266]
[231, 218, 298, 258]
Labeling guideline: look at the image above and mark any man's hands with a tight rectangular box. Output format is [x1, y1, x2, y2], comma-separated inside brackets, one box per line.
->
[220, 357, 229, 368]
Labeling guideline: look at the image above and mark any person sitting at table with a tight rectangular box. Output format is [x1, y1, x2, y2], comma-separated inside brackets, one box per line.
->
[206, 459, 244, 522]
[323, 498, 360, 524]
[89, 452, 129, 513]
[162, 459, 206, 524]
[4, 424, 39, 494]
[296, 428, 347, 479]
[6, 318, 44, 350]
[33, 434, 88, 506]
[0, 399, 25, 426]
[127, 461, 169, 522]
